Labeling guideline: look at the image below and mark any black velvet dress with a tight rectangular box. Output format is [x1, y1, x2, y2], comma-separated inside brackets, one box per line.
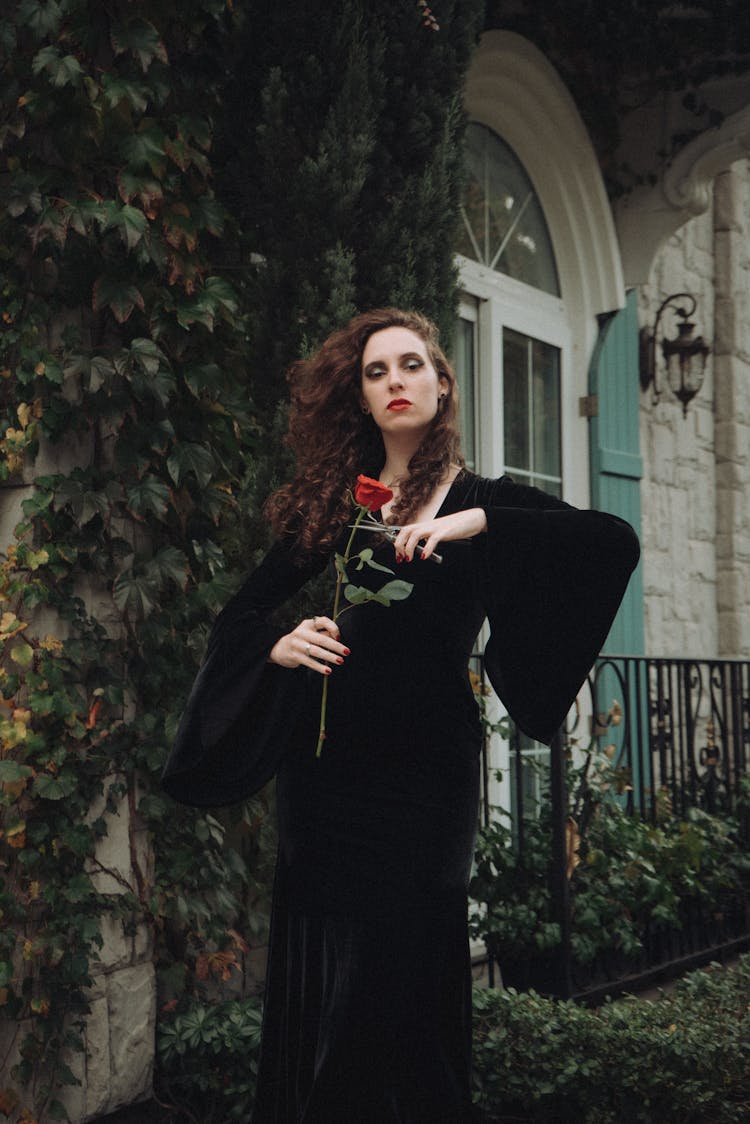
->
[162, 471, 640, 1123]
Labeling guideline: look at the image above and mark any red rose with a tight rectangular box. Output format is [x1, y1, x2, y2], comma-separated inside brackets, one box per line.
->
[354, 474, 393, 512]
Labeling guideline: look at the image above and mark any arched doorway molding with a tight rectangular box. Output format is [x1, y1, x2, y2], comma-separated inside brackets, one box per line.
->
[464, 30, 626, 359]
[463, 31, 626, 500]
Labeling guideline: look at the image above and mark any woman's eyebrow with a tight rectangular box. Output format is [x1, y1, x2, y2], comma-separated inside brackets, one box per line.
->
[363, 351, 424, 372]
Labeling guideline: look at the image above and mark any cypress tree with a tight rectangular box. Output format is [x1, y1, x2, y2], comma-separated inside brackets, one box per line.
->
[218, 0, 484, 415]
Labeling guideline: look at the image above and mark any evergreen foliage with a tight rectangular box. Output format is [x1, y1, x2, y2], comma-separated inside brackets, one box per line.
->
[218, 0, 483, 414]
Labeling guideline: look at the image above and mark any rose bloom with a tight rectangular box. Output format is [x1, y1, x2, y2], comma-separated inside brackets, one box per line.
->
[354, 474, 393, 512]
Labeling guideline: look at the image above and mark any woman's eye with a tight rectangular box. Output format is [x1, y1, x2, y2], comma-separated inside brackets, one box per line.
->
[404, 358, 423, 372]
[365, 366, 386, 379]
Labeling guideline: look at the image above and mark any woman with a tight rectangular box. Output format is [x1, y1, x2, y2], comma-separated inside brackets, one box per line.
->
[162, 308, 640, 1122]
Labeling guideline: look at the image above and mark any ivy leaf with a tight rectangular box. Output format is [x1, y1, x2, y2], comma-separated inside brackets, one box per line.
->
[92, 275, 145, 324]
[202, 275, 239, 316]
[107, 204, 148, 251]
[183, 363, 224, 398]
[167, 443, 216, 488]
[112, 568, 158, 618]
[126, 477, 171, 520]
[5, 172, 42, 218]
[18, 0, 63, 38]
[144, 546, 189, 590]
[34, 771, 77, 800]
[101, 73, 149, 113]
[32, 45, 84, 88]
[0, 761, 34, 784]
[121, 126, 167, 177]
[111, 18, 168, 72]
[129, 337, 165, 376]
[117, 170, 163, 211]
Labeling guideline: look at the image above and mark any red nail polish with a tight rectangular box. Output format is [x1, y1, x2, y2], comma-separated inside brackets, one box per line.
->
[420, 551, 426, 560]
[336, 657, 344, 665]
[324, 667, 332, 675]
[343, 647, 351, 656]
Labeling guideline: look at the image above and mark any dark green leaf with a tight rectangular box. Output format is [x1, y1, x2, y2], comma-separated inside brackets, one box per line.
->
[144, 546, 189, 590]
[121, 127, 167, 176]
[113, 568, 158, 618]
[167, 443, 216, 488]
[34, 771, 77, 800]
[101, 74, 149, 113]
[0, 761, 34, 783]
[126, 477, 171, 519]
[92, 275, 145, 324]
[32, 45, 83, 87]
[18, 0, 62, 38]
[110, 18, 168, 72]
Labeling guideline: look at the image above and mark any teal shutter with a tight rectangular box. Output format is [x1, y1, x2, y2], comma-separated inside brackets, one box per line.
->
[589, 290, 645, 656]
[588, 290, 647, 804]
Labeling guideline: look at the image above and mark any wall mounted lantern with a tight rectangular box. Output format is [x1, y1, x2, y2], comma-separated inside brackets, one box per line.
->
[639, 293, 711, 416]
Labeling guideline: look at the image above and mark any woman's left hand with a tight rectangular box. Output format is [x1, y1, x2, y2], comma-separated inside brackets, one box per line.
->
[392, 508, 487, 563]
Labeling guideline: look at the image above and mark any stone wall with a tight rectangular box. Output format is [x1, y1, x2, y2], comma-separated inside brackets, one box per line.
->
[638, 161, 750, 660]
[0, 429, 155, 1121]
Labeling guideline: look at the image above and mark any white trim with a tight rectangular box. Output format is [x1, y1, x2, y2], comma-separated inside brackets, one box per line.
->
[463, 31, 627, 504]
[464, 32, 626, 325]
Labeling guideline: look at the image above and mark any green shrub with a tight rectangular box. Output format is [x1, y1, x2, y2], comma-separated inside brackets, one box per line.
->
[155, 995, 264, 1122]
[470, 752, 750, 984]
[472, 954, 750, 1123]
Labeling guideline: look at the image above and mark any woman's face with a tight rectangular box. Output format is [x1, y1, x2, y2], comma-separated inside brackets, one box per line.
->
[360, 326, 448, 439]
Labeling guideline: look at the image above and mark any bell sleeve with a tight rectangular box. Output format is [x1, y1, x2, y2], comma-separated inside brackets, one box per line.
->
[471, 475, 641, 746]
[161, 539, 327, 807]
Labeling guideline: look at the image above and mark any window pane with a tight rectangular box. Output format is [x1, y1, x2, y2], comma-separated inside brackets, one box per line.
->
[532, 339, 561, 480]
[503, 329, 529, 472]
[503, 328, 561, 493]
[458, 122, 560, 296]
[453, 316, 476, 469]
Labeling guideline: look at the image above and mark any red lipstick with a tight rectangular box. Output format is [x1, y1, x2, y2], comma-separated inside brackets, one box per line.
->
[387, 398, 412, 411]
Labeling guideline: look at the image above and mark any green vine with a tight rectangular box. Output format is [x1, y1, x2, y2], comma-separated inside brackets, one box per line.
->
[0, 2, 267, 1118]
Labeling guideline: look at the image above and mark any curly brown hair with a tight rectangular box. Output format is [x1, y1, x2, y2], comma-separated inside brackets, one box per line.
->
[265, 307, 465, 555]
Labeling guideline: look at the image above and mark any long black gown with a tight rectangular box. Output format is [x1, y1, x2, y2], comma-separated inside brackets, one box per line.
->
[162, 471, 640, 1122]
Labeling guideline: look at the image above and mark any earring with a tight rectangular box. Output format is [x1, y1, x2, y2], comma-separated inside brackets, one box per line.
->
[361, 405, 370, 414]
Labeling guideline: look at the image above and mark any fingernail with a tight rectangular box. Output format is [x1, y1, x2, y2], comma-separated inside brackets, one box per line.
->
[324, 667, 332, 675]
[343, 647, 351, 656]
[336, 657, 344, 665]
[420, 551, 426, 560]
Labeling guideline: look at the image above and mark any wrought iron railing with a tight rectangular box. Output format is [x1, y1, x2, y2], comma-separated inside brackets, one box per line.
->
[474, 654, 750, 1001]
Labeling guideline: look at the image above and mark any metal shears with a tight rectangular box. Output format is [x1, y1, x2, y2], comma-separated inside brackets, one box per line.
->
[347, 516, 443, 564]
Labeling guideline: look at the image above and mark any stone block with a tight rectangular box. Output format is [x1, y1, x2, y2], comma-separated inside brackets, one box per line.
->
[83, 995, 112, 1120]
[105, 961, 156, 1112]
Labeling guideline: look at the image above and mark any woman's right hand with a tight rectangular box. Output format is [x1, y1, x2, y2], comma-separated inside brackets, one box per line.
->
[268, 616, 350, 675]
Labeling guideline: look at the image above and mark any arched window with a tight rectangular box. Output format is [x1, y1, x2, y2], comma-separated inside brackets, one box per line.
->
[458, 122, 560, 296]
[453, 123, 567, 496]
